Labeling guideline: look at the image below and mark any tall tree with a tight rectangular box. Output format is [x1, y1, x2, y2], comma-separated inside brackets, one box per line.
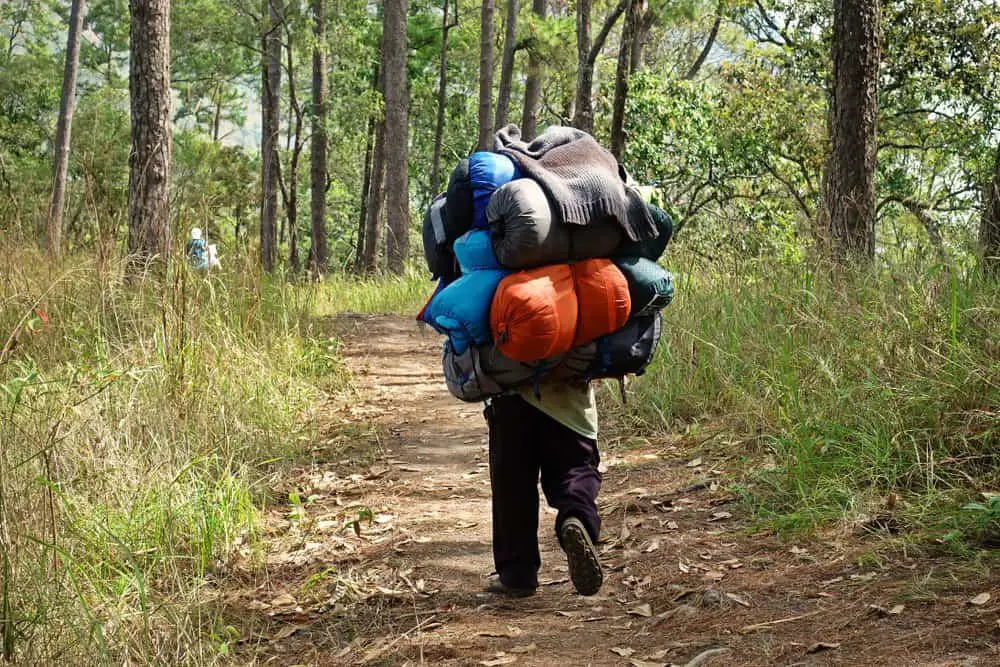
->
[610, 0, 637, 159]
[309, 0, 328, 275]
[46, 0, 86, 258]
[520, 0, 546, 140]
[363, 68, 386, 274]
[494, 0, 518, 130]
[822, 0, 880, 260]
[260, 0, 282, 272]
[127, 0, 172, 269]
[431, 0, 457, 195]
[573, 0, 628, 134]
[982, 144, 1000, 276]
[356, 62, 379, 273]
[384, 0, 409, 274]
[277, 23, 306, 273]
[477, 0, 494, 150]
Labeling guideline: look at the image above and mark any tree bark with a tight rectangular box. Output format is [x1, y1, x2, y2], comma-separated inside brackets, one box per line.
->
[477, 0, 495, 150]
[981, 143, 1000, 275]
[127, 0, 172, 270]
[431, 0, 455, 195]
[520, 0, 546, 140]
[278, 28, 305, 273]
[684, 1, 722, 80]
[494, 0, 518, 131]
[355, 62, 379, 273]
[573, 0, 628, 134]
[822, 0, 880, 261]
[260, 0, 282, 272]
[631, 4, 654, 73]
[384, 0, 410, 274]
[309, 0, 328, 275]
[363, 116, 386, 273]
[46, 0, 86, 258]
[610, 0, 636, 160]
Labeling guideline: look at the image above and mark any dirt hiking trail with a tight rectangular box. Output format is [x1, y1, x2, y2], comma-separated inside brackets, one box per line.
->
[226, 314, 1000, 666]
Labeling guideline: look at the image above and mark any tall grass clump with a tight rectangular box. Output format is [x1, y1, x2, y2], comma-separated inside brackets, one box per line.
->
[0, 245, 347, 664]
[628, 254, 1000, 533]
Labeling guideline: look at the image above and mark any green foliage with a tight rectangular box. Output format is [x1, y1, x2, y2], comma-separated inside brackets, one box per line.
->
[0, 245, 371, 663]
[623, 252, 1000, 534]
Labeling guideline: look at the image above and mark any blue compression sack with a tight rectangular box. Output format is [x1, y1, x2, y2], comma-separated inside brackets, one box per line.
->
[469, 152, 518, 229]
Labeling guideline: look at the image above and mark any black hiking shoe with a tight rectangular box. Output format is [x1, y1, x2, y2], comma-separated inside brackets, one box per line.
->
[559, 517, 603, 596]
[483, 576, 536, 598]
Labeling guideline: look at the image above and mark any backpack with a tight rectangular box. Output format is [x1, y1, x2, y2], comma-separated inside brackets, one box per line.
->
[186, 238, 207, 267]
[421, 193, 458, 282]
[586, 312, 662, 381]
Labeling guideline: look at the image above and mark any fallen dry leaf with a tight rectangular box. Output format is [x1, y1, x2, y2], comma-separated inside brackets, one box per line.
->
[269, 593, 296, 607]
[646, 540, 661, 553]
[686, 458, 703, 468]
[627, 603, 653, 617]
[629, 660, 667, 667]
[708, 511, 732, 522]
[725, 592, 751, 608]
[610, 647, 635, 657]
[271, 624, 308, 640]
[971, 592, 991, 606]
[806, 642, 840, 654]
[476, 627, 522, 638]
[888, 604, 905, 615]
[480, 656, 517, 666]
[510, 644, 537, 654]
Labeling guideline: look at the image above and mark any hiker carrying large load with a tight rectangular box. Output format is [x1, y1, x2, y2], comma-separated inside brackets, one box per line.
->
[417, 124, 676, 599]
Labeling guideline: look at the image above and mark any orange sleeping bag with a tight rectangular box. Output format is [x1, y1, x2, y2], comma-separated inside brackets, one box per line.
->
[491, 264, 578, 362]
[572, 258, 631, 346]
[491, 259, 631, 362]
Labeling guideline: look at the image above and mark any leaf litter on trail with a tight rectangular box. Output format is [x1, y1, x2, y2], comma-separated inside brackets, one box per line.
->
[970, 592, 991, 606]
[480, 655, 517, 666]
[627, 603, 653, 617]
[610, 646, 635, 657]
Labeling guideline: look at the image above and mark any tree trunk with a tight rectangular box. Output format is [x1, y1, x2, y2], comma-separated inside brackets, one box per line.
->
[384, 0, 410, 275]
[431, 0, 454, 195]
[684, 1, 722, 80]
[494, 0, 518, 131]
[127, 0, 172, 270]
[520, 0, 546, 140]
[631, 5, 653, 73]
[309, 0, 328, 275]
[477, 0, 495, 150]
[822, 0, 880, 261]
[278, 27, 305, 273]
[355, 63, 379, 273]
[981, 143, 1000, 275]
[610, 0, 636, 160]
[46, 0, 86, 258]
[260, 0, 282, 272]
[363, 116, 386, 273]
[573, 0, 627, 134]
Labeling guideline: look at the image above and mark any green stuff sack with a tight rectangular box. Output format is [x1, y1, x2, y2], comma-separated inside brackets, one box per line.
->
[614, 203, 673, 261]
[613, 256, 674, 317]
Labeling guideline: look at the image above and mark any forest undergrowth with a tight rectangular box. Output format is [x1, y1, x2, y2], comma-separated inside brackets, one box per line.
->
[2, 243, 999, 664]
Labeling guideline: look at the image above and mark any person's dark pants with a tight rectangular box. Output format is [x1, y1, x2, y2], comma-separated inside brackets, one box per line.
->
[484, 394, 602, 589]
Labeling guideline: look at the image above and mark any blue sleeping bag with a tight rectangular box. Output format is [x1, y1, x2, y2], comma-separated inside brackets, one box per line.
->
[469, 152, 518, 229]
[419, 230, 510, 354]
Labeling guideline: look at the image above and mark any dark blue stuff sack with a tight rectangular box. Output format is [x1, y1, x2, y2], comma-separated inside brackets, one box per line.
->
[587, 312, 663, 380]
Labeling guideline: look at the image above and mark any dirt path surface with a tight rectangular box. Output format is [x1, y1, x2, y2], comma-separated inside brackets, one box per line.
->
[226, 314, 1000, 666]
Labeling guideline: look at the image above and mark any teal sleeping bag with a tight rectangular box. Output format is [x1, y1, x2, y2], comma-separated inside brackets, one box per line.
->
[614, 256, 674, 317]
